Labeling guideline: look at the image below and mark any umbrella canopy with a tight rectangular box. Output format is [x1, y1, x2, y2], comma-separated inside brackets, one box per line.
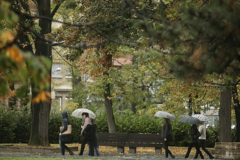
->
[154, 111, 176, 120]
[179, 116, 202, 124]
[192, 114, 208, 122]
[71, 108, 96, 119]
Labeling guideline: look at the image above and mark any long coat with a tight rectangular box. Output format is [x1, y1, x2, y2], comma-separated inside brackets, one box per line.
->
[162, 120, 173, 141]
[92, 121, 99, 147]
[189, 124, 199, 143]
[59, 111, 71, 142]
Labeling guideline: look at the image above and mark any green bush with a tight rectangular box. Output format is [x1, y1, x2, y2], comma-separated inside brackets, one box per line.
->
[0, 106, 17, 143]
[0, 106, 233, 147]
[13, 108, 31, 143]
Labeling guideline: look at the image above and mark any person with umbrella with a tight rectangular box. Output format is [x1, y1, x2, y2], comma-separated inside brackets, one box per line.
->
[79, 112, 94, 156]
[193, 115, 214, 159]
[162, 118, 175, 158]
[179, 116, 204, 159]
[154, 111, 176, 158]
[59, 111, 74, 156]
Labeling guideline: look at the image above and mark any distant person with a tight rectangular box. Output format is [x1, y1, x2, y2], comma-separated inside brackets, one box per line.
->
[162, 118, 175, 158]
[79, 112, 94, 156]
[194, 122, 214, 159]
[185, 124, 204, 159]
[59, 111, 74, 155]
[88, 119, 100, 156]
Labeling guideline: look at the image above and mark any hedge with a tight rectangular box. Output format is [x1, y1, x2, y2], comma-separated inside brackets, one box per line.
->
[0, 106, 236, 147]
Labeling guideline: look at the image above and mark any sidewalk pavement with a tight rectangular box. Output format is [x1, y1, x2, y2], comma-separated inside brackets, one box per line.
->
[0, 151, 219, 160]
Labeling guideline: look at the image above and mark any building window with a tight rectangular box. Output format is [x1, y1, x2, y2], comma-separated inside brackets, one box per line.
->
[65, 67, 72, 79]
[52, 63, 62, 78]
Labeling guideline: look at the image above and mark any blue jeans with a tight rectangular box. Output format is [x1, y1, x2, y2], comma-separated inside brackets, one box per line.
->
[88, 144, 100, 156]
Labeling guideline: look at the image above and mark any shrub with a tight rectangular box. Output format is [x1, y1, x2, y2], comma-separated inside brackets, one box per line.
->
[0, 106, 17, 143]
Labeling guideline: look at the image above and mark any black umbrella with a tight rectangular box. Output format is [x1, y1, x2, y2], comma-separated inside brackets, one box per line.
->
[179, 116, 202, 124]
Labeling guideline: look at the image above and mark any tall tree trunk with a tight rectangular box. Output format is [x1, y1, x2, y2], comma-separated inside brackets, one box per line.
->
[28, 0, 52, 146]
[231, 84, 240, 142]
[103, 74, 116, 133]
[188, 94, 192, 116]
[103, 53, 116, 133]
[131, 56, 136, 113]
[219, 89, 231, 142]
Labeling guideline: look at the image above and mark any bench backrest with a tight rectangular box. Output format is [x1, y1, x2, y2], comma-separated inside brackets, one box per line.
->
[97, 133, 163, 147]
[97, 133, 128, 146]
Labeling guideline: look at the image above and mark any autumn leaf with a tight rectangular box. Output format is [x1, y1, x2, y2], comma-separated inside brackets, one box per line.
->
[7, 46, 23, 66]
[32, 91, 51, 104]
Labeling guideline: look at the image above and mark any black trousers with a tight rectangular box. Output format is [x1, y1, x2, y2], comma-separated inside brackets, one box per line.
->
[79, 136, 94, 156]
[59, 140, 71, 155]
[185, 142, 204, 159]
[163, 140, 173, 158]
[195, 139, 214, 158]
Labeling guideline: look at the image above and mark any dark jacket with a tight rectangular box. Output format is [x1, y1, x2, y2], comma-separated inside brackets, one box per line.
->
[59, 111, 71, 142]
[189, 124, 199, 143]
[162, 120, 173, 141]
[92, 121, 99, 147]
[82, 124, 93, 140]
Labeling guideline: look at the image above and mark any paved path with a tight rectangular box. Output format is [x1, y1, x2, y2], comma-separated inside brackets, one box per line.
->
[0, 151, 218, 160]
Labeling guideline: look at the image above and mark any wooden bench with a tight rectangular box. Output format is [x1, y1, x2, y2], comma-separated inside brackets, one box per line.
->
[97, 133, 163, 153]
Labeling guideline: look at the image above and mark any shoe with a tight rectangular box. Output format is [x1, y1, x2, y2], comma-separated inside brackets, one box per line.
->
[170, 154, 175, 158]
[69, 151, 74, 155]
[210, 156, 214, 159]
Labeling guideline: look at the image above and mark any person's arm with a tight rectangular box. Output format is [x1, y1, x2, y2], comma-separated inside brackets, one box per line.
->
[59, 119, 67, 135]
[163, 122, 169, 141]
[81, 117, 90, 135]
[198, 125, 203, 134]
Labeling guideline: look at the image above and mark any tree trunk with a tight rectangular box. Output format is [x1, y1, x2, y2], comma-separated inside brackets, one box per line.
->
[131, 102, 136, 114]
[231, 84, 240, 142]
[188, 94, 192, 116]
[103, 52, 116, 133]
[219, 89, 231, 142]
[104, 72, 116, 133]
[28, 0, 52, 146]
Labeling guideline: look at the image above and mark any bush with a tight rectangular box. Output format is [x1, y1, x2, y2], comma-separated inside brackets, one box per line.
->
[0, 106, 231, 147]
[0, 106, 17, 143]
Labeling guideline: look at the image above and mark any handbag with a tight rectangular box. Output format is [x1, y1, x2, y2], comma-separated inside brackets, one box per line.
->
[60, 125, 72, 135]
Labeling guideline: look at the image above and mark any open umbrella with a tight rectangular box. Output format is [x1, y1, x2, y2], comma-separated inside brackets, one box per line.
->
[71, 108, 96, 119]
[192, 114, 208, 122]
[179, 116, 202, 124]
[154, 111, 176, 120]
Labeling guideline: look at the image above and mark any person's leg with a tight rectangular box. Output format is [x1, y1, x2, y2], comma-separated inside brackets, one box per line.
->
[79, 137, 88, 155]
[194, 141, 202, 159]
[185, 143, 193, 158]
[59, 140, 65, 155]
[62, 142, 74, 155]
[94, 146, 100, 156]
[194, 142, 204, 159]
[163, 140, 169, 158]
[88, 139, 94, 156]
[200, 140, 214, 159]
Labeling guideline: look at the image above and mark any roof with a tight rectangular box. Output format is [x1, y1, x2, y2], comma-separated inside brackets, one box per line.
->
[113, 58, 131, 66]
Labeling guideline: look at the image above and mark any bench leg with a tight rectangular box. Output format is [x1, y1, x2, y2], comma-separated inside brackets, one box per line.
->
[129, 147, 136, 153]
[117, 146, 124, 153]
[155, 147, 162, 154]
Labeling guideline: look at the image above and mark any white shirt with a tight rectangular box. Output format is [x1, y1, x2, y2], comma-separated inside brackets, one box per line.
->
[198, 124, 206, 140]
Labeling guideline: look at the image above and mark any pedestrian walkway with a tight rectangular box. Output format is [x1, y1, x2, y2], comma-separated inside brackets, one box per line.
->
[0, 151, 219, 160]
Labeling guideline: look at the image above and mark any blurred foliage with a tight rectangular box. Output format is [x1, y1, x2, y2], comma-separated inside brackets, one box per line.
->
[0, 0, 51, 102]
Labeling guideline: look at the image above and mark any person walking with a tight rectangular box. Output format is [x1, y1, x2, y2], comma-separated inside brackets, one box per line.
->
[185, 124, 204, 159]
[59, 111, 74, 156]
[162, 118, 175, 158]
[88, 119, 100, 156]
[194, 122, 214, 159]
[79, 112, 94, 156]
